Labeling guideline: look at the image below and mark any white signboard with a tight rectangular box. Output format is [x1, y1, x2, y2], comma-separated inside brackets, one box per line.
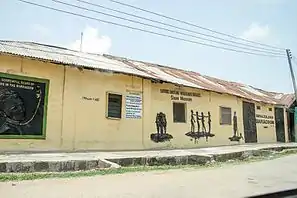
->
[125, 93, 142, 119]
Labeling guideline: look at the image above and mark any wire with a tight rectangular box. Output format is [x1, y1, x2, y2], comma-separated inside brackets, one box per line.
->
[292, 56, 297, 66]
[18, 0, 286, 58]
[53, 0, 285, 56]
[75, 0, 284, 54]
[109, 0, 285, 51]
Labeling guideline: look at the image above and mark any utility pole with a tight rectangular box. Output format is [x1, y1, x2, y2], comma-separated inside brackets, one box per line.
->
[286, 49, 297, 98]
[286, 49, 297, 142]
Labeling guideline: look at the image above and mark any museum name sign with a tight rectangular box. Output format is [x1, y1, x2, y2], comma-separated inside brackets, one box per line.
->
[256, 114, 275, 125]
[160, 89, 201, 102]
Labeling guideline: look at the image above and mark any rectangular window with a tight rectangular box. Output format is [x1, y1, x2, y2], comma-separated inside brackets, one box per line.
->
[173, 102, 186, 123]
[257, 106, 261, 110]
[220, 106, 232, 125]
[268, 108, 272, 111]
[107, 93, 122, 119]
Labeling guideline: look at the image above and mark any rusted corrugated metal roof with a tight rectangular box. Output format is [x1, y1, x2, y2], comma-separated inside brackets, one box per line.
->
[104, 55, 294, 107]
[0, 41, 154, 79]
[0, 40, 294, 106]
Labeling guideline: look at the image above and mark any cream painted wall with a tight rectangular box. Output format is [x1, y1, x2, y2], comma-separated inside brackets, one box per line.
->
[0, 55, 64, 151]
[144, 83, 245, 149]
[62, 67, 146, 150]
[209, 92, 244, 146]
[254, 103, 277, 143]
[0, 55, 287, 151]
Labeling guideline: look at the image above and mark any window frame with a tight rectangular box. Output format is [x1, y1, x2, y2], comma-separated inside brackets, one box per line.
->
[256, 106, 261, 110]
[219, 106, 232, 125]
[106, 92, 123, 120]
[172, 102, 187, 123]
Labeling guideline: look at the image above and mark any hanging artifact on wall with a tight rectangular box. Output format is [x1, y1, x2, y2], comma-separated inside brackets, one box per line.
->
[150, 112, 173, 143]
[0, 73, 49, 138]
[185, 110, 215, 143]
[228, 111, 244, 142]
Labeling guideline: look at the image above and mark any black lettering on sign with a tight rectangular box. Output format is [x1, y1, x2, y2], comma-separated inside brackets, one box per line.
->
[256, 119, 275, 125]
[82, 96, 100, 102]
[161, 88, 200, 102]
[256, 114, 274, 125]
[160, 89, 200, 97]
[256, 114, 274, 120]
[160, 89, 169, 94]
[192, 93, 201, 97]
[170, 90, 179, 95]
[171, 95, 179, 100]
[180, 96, 192, 101]
[0, 73, 49, 138]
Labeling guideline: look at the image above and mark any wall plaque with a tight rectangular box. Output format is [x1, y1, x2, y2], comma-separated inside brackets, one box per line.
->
[0, 73, 49, 138]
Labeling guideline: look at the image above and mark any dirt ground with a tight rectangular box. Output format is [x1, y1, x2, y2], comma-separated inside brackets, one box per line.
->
[1, 155, 297, 198]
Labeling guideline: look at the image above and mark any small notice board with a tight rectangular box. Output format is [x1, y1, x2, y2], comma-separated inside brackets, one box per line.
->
[125, 93, 142, 119]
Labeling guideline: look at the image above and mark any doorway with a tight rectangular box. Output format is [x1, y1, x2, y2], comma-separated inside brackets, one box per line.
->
[288, 110, 295, 142]
[243, 101, 257, 143]
[275, 107, 285, 142]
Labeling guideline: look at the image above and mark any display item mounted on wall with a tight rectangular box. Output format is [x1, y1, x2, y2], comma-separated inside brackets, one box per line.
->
[185, 110, 215, 143]
[150, 112, 173, 143]
[0, 73, 49, 138]
[228, 111, 244, 142]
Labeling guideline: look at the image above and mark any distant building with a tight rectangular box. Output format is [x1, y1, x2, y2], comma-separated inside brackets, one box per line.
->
[0, 40, 294, 151]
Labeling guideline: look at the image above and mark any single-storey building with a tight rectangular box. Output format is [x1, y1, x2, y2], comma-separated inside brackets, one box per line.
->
[0, 40, 295, 151]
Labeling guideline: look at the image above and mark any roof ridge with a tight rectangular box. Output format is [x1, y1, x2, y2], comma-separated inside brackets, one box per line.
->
[103, 54, 201, 75]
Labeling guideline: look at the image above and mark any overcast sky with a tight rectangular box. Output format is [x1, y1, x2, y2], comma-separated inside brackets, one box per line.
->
[1, 0, 297, 93]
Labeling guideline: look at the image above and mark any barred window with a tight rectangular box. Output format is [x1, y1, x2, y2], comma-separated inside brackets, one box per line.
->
[220, 106, 231, 125]
[107, 93, 122, 119]
[173, 102, 186, 123]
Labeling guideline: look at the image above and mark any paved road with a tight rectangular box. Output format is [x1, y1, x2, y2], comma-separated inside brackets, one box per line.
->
[1, 155, 297, 198]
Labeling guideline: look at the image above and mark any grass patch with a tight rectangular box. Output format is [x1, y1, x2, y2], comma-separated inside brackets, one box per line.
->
[1, 149, 297, 182]
[0, 165, 208, 182]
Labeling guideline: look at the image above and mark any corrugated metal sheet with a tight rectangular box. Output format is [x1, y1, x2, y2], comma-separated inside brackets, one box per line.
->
[0, 41, 154, 79]
[0, 40, 294, 106]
